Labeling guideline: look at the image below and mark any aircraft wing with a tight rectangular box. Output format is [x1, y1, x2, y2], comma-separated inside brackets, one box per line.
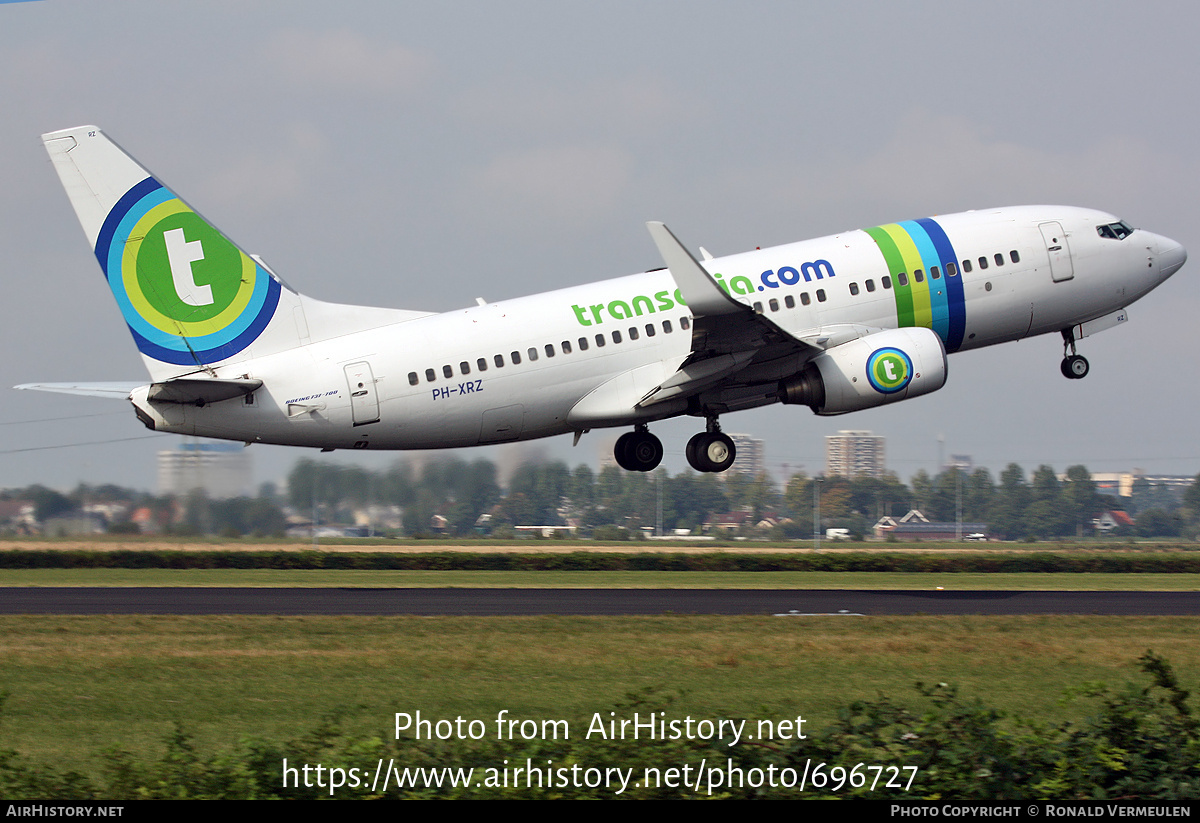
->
[638, 223, 830, 408]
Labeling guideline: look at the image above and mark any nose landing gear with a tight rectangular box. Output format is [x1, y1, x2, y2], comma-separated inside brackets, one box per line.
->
[1060, 329, 1090, 380]
[1061, 354, 1089, 379]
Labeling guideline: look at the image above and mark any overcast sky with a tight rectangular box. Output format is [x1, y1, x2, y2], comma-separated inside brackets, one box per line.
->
[2, 1, 1196, 492]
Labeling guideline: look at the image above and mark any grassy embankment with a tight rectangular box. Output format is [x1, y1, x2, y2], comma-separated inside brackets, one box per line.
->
[3, 614, 1198, 776]
[3, 537, 1196, 779]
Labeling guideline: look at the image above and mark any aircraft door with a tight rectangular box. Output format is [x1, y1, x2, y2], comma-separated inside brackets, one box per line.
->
[480, 404, 524, 444]
[344, 361, 380, 426]
[1039, 222, 1074, 282]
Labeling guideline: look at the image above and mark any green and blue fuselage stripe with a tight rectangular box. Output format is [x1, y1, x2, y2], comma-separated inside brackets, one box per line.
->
[862, 226, 915, 327]
[913, 217, 966, 351]
[898, 220, 949, 341]
[864, 218, 966, 352]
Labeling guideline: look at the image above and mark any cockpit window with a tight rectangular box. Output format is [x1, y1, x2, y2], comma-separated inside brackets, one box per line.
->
[1097, 220, 1134, 240]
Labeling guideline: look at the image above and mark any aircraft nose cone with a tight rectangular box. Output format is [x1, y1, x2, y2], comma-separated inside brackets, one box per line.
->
[1156, 235, 1187, 278]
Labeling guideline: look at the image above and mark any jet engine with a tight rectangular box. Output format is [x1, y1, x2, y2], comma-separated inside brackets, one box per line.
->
[778, 327, 947, 415]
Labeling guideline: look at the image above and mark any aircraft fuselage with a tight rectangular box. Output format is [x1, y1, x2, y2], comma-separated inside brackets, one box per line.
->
[128, 205, 1183, 451]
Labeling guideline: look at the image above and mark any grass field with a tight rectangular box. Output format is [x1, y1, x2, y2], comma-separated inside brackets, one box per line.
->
[5, 540, 1197, 788]
[3, 614, 1197, 777]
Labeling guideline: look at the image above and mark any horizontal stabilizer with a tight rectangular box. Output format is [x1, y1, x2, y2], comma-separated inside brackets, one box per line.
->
[14, 382, 145, 399]
[146, 377, 263, 405]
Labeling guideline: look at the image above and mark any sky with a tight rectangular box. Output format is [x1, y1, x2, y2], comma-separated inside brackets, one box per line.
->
[1, 0, 1197, 493]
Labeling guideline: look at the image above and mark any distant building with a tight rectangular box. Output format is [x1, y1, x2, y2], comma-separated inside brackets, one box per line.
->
[1070, 471, 1195, 499]
[727, 434, 765, 477]
[945, 454, 973, 474]
[158, 441, 252, 499]
[1095, 510, 1135, 534]
[873, 509, 991, 541]
[826, 430, 886, 478]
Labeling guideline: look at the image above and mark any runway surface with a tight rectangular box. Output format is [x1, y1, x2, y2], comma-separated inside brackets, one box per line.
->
[2, 588, 1198, 616]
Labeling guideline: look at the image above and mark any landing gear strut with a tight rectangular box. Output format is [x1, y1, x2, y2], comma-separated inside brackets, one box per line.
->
[614, 425, 663, 472]
[1059, 329, 1089, 380]
[685, 418, 736, 473]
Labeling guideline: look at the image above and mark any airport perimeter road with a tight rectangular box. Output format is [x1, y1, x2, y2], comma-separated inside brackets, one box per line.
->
[2, 588, 1200, 616]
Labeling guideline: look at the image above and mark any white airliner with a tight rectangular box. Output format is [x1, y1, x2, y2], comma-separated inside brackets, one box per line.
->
[19, 126, 1187, 473]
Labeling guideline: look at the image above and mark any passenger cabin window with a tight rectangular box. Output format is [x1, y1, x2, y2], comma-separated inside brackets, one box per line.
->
[527, 347, 538, 361]
[408, 372, 419, 386]
[994, 253, 1004, 266]
[753, 301, 763, 312]
[494, 354, 505, 368]
[865, 279, 876, 292]
[612, 330, 622, 344]
[425, 368, 436, 382]
[947, 262, 958, 276]
[897, 272, 909, 287]
[680, 316, 690, 330]
[1010, 250, 1020, 263]
[460, 361, 470, 375]
[628, 327, 639, 340]
[801, 292, 811, 305]
[442, 365, 453, 378]
[561, 340, 572, 354]
[545, 344, 555, 357]
[511, 350, 521, 364]
[962, 259, 972, 273]
[662, 320, 673, 333]
[477, 358, 488, 371]
[882, 275, 892, 289]
[645, 324, 655, 337]
[848, 283, 859, 296]
[595, 334, 606, 347]
[978, 257, 988, 270]
[784, 294, 795, 308]
[931, 266, 940, 280]
[816, 289, 826, 302]
[913, 269, 924, 283]
[578, 337, 589, 351]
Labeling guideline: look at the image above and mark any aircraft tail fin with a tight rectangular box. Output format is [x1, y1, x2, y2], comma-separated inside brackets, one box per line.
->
[42, 126, 432, 383]
[42, 126, 302, 382]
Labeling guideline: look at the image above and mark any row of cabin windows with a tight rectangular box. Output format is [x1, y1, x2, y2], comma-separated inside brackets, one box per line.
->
[753, 290, 824, 313]
[408, 316, 692, 385]
[749, 249, 1021, 314]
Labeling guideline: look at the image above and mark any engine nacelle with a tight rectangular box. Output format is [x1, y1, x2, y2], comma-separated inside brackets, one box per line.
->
[778, 327, 947, 415]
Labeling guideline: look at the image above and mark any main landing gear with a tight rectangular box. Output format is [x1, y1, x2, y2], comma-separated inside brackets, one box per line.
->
[1059, 329, 1090, 380]
[614, 425, 664, 472]
[611, 419, 738, 473]
[686, 418, 736, 473]
[686, 431, 736, 473]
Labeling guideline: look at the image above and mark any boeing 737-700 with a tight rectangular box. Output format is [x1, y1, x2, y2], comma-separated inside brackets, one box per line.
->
[18, 126, 1187, 473]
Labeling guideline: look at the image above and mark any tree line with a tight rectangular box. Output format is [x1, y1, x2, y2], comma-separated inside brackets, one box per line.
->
[2, 460, 1197, 539]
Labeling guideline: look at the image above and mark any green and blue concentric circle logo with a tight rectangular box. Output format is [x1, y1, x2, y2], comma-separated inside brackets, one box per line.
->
[94, 177, 280, 366]
[866, 347, 913, 394]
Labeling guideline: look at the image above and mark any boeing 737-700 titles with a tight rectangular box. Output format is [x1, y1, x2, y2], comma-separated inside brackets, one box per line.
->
[18, 126, 1187, 473]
